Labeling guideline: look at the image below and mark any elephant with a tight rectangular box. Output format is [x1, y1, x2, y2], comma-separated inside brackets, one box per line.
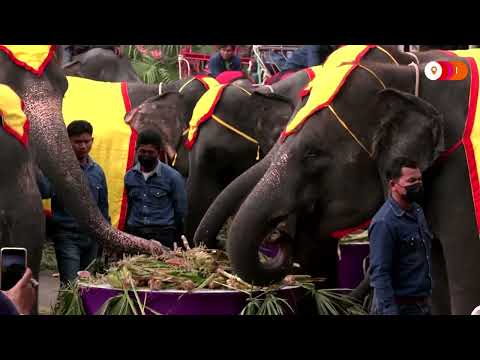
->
[192, 46, 419, 252]
[0, 46, 167, 312]
[220, 48, 480, 314]
[63, 47, 142, 83]
[184, 68, 328, 245]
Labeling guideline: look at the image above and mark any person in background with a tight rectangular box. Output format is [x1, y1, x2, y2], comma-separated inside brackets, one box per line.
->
[125, 130, 187, 249]
[284, 45, 336, 70]
[38, 120, 110, 286]
[208, 45, 242, 77]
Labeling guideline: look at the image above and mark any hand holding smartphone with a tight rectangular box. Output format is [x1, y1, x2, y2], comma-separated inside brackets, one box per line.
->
[1, 247, 27, 291]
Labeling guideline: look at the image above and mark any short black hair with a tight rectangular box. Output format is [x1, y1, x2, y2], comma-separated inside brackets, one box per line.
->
[136, 129, 163, 151]
[67, 120, 93, 137]
[385, 157, 419, 181]
[219, 45, 236, 50]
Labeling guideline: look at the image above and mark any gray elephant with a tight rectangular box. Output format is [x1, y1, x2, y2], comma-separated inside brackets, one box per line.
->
[184, 69, 327, 245]
[193, 46, 418, 253]
[0, 46, 166, 312]
[219, 49, 480, 314]
[63, 47, 141, 83]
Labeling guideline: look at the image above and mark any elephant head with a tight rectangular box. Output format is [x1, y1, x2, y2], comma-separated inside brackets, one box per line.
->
[124, 92, 186, 162]
[226, 62, 445, 284]
[0, 46, 164, 256]
[250, 91, 295, 155]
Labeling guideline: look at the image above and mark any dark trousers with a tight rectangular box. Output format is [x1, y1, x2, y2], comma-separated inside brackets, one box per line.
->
[126, 225, 176, 249]
[371, 296, 432, 315]
[51, 231, 99, 286]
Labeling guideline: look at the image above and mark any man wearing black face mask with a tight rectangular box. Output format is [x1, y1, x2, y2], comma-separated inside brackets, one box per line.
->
[124, 130, 187, 249]
[369, 157, 433, 315]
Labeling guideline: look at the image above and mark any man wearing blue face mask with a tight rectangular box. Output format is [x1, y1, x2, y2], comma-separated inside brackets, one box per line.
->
[369, 157, 433, 315]
[124, 130, 187, 249]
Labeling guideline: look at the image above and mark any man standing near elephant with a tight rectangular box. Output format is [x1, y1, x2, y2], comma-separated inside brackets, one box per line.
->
[369, 157, 432, 315]
[38, 120, 110, 286]
[125, 130, 187, 249]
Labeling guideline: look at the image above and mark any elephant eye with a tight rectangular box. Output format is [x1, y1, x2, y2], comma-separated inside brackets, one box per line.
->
[304, 148, 324, 159]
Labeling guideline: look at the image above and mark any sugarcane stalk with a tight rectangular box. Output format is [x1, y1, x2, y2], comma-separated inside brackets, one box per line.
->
[196, 273, 217, 289]
[216, 268, 252, 289]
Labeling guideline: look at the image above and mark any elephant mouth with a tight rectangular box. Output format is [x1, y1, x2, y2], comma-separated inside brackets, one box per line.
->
[258, 216, 293, 270]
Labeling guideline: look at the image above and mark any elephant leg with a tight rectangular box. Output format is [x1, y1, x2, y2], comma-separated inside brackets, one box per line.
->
[430, 236, 451, 314]
[295, 216, 339, 288]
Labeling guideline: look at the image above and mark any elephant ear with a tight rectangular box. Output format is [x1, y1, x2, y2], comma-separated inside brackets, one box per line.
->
[125, 92, 186, 157]
[372, 88, 445, 176]
[62, 59, 82, 74]
[250, 91, 295, 154]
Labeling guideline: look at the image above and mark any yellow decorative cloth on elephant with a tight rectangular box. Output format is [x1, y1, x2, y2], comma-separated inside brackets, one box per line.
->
[281, 45, 375, 140]
[0, 84, 29, 146]
[299, 65, 325, 98]
[0, 45, 56, 76]
[185, 83, 227, 149]
[194, 75, 220, 90]
[51, 76, 134, 229]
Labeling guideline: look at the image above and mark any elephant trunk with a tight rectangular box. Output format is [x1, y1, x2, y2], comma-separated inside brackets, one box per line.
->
[193, 144, 278, 248]
[23, 81, 164, 255]
[227, 153, 295, 285]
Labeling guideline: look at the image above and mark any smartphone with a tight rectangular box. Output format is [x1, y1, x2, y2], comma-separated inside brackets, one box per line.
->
[0, 247, 27, 291]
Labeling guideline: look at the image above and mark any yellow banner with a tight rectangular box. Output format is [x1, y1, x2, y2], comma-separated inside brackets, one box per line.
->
[61, 76, 134, 229]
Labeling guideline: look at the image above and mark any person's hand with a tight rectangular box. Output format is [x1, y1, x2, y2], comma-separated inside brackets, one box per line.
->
[4, 268, 36, 315]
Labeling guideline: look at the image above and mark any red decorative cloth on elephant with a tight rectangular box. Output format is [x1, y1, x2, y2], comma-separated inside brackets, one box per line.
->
[42, 76, 134, 229]
[446, 49, 480, 232]
[281, 45, 375, 140]
[0, 45, 55, 76]
[0, 84, 29, 146]
[185, 83, 228, 149]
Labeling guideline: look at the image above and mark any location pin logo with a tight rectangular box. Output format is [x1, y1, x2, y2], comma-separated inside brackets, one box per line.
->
[425, 61, 442, 80]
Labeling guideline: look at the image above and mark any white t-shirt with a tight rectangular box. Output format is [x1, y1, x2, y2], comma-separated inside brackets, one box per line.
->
[141, 163, 159, 181]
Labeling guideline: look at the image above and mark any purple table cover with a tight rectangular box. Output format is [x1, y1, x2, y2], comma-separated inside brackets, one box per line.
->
[79, 284, 305, 315]
[337, 242, 369, 289]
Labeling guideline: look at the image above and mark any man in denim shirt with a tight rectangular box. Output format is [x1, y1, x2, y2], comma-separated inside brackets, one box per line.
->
[125, 130, 187, 249]
[208, 45, 242, 77]
[38, 120, 110, 286]
[369, 157, 433, 315]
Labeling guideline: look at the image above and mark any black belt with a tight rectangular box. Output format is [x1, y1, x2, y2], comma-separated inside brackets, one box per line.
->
[394, 296, 430, 305]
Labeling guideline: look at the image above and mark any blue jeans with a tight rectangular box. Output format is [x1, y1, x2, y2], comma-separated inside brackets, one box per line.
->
[52, 231, 99, 286]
